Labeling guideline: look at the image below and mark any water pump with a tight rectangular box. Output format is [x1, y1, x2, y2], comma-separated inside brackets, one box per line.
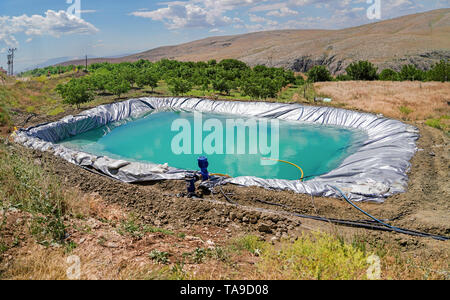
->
[184, 156, 210, 198]
[197, 156, 209, 181]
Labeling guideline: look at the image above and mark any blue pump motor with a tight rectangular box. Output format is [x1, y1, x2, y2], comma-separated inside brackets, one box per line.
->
[198, 156, 209, 181]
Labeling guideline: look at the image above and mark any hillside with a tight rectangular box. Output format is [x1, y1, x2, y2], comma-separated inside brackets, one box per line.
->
[59, 9, 450, 73]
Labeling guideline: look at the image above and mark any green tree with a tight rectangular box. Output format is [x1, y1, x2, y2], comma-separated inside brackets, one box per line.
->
[379, 69, 400, 81]
[105, 77, 131, 98]
[136, 69, 159, 90]
[307, 66, 332, 83]
[345, 61, 378, 81]
[427, 60, 449, 82]
[399, 65, 425, 81]
[168, 78, 193, 96]
[56, 79, 94, 109]
[241, 75, 281, 99]
[89, 70, 110, 93]
[212, 78, 232, 95]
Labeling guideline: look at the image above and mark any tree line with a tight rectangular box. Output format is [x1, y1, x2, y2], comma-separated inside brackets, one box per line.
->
[27, 58, 448, 108]
[307, 60, 449, 83]
[55, 59, 299, 108]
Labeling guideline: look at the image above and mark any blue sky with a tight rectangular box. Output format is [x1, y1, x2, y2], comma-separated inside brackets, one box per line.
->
[0, 0, 448, 72]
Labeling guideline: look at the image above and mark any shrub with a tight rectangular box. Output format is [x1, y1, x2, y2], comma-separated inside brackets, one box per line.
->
[345, 61, 378, 81]
[427, 60, 449, 82]
[379, 69, 400, 81]
[399, 65, 425, 81]
[307, 66, 332, 82]
[335, 74, 352, 81]
[295, 75, 305, 85]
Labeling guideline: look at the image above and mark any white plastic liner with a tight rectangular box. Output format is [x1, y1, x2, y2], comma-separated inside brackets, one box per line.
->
[14, 97, 419, 202]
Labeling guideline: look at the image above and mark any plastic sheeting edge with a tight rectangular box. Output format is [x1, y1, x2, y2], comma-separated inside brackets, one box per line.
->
[14, 97, 419, 203]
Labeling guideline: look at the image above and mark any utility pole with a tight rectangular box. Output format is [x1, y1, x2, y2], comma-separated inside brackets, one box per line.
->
[7, 48, 17, 76]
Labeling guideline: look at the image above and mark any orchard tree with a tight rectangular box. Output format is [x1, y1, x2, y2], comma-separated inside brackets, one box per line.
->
[136, 69, 159, 91]
[307, 66, 332, 82]
[168, 78, 193, 96]
[212, 78, 232, 95]
[105, 76, 131, 98]
[56, 79, 94, 109]
[345, 61, 378, 81]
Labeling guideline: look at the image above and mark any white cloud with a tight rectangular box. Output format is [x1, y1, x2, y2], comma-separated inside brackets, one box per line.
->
[267, 7, 299, 17]
[130, 0, 432, 32]
[0, 10, 99, 48]
[130, 0, 267, 29]
[130, 3, 232, 29]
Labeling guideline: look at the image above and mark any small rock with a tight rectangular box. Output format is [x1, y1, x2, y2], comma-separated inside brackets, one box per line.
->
[206, 240, 215, 249]
[105, 242, 119, 248]
[270, 236, 280, 245]
[185, 235, 202, 242]
[258, 223, 272, 234]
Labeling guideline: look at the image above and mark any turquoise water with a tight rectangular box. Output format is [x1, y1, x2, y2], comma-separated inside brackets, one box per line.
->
[58, 111, 367, 181]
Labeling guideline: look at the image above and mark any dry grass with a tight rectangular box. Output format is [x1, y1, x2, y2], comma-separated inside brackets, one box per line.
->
[315, 81, 450, 121]
[1, 245, 68, 280]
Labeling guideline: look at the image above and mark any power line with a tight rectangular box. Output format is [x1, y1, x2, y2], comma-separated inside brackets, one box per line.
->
[7, 48, 17, 76]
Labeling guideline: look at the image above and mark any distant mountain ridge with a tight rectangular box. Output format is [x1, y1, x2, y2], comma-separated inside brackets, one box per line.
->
[58, 9, 450, 74]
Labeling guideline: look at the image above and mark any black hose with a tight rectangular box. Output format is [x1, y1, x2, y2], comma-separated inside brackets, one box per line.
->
[215, 185, 449, 241]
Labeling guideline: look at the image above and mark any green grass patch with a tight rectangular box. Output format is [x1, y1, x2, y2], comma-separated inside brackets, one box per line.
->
[0, 142, 67, 246]
[144, 225, 174, 236]
[399, 106, 413, 116]
[425, 115, 449, 133]
[149, 250, 171, 265]
[231, 235, 267, 255]
[47, 106, 65, 116]
[257, 232, 369, 280]
[117, 214, 175, 238]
